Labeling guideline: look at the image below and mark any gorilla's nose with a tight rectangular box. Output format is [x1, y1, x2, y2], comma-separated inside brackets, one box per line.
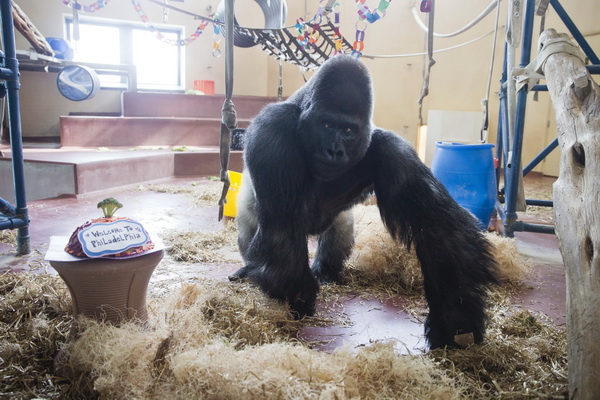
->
[324, 143, 347, 165]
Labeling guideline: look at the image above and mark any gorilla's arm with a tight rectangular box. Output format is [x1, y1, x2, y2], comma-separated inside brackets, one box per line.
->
[238, 102, 320, 317]
[367, 129, 498, 348]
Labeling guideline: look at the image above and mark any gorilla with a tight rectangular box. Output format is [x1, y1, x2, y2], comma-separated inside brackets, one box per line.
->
[230, 55, 498, 349]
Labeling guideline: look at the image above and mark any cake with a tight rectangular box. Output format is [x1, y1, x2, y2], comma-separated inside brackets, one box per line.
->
[64, 198, 155, 258]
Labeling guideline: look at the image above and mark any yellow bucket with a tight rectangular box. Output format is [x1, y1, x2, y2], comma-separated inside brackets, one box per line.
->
[223, 171, 242, 218]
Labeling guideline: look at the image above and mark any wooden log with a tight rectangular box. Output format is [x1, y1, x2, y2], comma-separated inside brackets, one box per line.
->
[540, 28, 600, 399]
[11, 1, 54, 57]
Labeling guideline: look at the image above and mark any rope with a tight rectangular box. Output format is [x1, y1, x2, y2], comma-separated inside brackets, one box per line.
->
[417, 0, 435, 126]
[218, 0, 237, 221]
[505, 0, 522, 47]
[480, 0, 502, 143]
[505, 0, 523, 167]
[277, 59, 283, 101]
[411, 0, 498, 38]
[362, 26, 504, 59]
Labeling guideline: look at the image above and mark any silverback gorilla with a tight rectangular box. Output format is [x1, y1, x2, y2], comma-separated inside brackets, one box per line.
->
[230, 56, 498, 349]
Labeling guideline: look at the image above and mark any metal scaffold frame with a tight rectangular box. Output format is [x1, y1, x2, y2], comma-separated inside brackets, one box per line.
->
[0, 0, 30, 254]
[495, 0, 599, 237]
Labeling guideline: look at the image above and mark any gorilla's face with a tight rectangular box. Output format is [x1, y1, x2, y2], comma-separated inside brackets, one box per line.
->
[299, 109, 371, 181]
[292, 56, 374, 182]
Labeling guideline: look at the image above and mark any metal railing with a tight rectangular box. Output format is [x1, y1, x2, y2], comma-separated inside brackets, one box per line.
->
[0, 0, 30, 255]
[495, 0, 598, 237]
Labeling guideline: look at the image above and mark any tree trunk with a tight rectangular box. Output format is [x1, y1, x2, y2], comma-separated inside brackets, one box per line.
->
[541, 28, 600, 399]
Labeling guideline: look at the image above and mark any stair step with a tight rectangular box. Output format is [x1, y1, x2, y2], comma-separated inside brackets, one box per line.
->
[0, 146, 243, 201]
[121, 92, 277, 119]
[60, 116, 250, 147]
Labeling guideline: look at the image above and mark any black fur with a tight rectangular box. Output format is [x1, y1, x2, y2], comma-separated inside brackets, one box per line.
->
[231, 56, 498, 349]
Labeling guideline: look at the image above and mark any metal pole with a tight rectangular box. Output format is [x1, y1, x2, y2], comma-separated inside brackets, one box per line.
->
[0, 0, 30, 254]
[522, 138, 558, 176]
[504, 0, 535, 237]
[550, 0, 599, 65]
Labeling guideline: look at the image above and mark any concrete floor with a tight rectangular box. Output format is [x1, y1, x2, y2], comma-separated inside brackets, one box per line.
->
[0, 175, 564, 353]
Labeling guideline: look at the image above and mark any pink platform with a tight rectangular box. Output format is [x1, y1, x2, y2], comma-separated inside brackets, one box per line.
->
[0, 93, 275, 201]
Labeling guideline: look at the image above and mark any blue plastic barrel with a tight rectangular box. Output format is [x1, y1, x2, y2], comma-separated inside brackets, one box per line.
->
[431, 142, 496, 229]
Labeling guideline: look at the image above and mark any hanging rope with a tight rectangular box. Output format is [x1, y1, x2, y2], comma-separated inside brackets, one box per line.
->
[480, 0, 502, 143]
[277, 0, 285, 100]
[411, 0, 498, 38]
[218, 0, 237, 221]
[505, 0, 523, 168]
[162, 0, 169, 23]
[417, 0, 435, 127]
[73, 1, 80, 41]
[277, 59, 283, 101]
[361, 26, 504, 59]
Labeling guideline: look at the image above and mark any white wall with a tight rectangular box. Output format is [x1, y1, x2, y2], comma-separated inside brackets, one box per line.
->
[9, 0, 600, 175]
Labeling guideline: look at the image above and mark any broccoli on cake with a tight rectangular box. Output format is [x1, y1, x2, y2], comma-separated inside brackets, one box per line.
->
[65, 198, 155, 258]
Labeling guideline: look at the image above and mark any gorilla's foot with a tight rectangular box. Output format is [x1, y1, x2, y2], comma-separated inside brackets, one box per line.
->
[289, 296, 316, 319]
[263, 272, 319, 319]
[228, 265, 252, 282]
[424, 297, 487, 349]
[311, 261, 344, 285]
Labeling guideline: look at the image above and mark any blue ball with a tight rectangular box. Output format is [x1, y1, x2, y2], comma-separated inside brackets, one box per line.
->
[46, 37, 75, 60]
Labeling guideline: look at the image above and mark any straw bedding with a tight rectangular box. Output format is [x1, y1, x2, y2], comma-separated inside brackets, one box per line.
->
[0, 183, 566, 399]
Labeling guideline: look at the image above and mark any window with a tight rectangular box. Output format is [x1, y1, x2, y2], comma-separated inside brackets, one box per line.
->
[65, 16, 185, 91]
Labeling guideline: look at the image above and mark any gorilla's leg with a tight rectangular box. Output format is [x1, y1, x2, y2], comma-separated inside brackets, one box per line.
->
[235, 172, 258, 259]
[230, 172, 258, 281]
[312, 209, 355, 283]
[230, 171, 319, 317]
[243, 226, 319, 318]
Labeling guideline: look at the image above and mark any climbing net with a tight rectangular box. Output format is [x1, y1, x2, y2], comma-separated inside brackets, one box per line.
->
[236, 22, 353, 69]
[59, 0, 357, 69]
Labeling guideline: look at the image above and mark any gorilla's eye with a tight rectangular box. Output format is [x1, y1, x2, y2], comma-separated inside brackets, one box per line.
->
[323, 122, 331, 129]
[345, 127, 353, 134]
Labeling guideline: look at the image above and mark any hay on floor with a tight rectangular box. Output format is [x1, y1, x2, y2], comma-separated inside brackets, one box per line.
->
[0, 196, 564, 399]
[0, 273, 73, 397]
[349, 204, 532, 295]
[137, 179, 223, 208]
[0, 242, 566, 400]
[162, 221, 239, 263]
[56, 276, 566, 399]
[61, 279, 466, 399]
[0, 229, 17, 245]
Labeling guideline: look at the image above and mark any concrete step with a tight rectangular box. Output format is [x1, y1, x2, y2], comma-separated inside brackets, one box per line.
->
[59, 116, 250, 147]
[121, 92, 277, 119]
[0, 146, 243, 202]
